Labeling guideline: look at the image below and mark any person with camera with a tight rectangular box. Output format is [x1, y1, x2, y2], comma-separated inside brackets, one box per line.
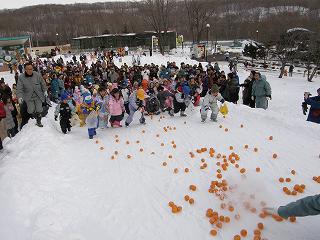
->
[302, 88, 320, 124]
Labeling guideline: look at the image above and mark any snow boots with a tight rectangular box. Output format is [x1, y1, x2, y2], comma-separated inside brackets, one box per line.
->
[35, 114, 43, 127]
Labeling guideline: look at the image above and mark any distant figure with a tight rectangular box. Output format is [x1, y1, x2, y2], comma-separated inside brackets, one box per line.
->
[289, 65, 294, 77]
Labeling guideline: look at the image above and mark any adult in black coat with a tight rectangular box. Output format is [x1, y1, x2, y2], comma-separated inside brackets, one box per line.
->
[241, 71, 256, 108]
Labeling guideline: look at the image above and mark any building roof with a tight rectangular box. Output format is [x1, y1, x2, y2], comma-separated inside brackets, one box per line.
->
[0, 36, 29, 47]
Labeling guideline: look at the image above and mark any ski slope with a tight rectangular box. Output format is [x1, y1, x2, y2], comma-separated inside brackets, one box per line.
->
[0, 57, 320, 240]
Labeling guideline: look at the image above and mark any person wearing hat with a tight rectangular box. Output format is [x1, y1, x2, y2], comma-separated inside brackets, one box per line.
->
[81, 92, 99, 139]
[251, 72, 271, 110]
[201, 84, 225, 122]
[173, 85, 187, 117]
[303, 88, 320, 124]
[54, 92, 72, 134]
[125, 87, 147, 127]
[17, 62, 47, 127]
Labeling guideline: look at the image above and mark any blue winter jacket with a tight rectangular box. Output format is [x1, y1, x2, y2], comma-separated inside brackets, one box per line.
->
[305, 96, 320, 124]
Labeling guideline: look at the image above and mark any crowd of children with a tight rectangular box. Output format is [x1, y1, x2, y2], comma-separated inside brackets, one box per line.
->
[0, 51, 275, 147]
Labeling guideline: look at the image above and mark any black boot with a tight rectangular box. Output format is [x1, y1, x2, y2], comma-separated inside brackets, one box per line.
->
[36, 114, 43, 127]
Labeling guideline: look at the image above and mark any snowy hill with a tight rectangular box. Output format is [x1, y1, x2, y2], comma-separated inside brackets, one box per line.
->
[0, 59, 320, 240]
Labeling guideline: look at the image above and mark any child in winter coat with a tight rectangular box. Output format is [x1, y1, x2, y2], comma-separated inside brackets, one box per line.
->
[125, 87, 147, 126]
[2, 95, 16, 137]
[173, 85, 187, 116]
[81, 92, 99, 139]
[121, 84, 131, 114]
[54, 93, 72, 134]
[96, 87, 109, 129]
[108, 88, 125, 127]
[201, 84, 225, 122]
[157, 85, 174, 116]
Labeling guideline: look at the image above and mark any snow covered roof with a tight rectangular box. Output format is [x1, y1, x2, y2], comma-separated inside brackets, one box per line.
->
[0, 36, 29, 47]
[287, 28, 311, 33]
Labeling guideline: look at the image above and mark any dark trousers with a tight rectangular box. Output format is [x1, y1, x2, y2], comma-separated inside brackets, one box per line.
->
[110, 114, 124, 124]
[60, 118, 71, 134]
[124, 102, 130, 114]
[173, 100, 186, 114]
[20, 101, 31, 130]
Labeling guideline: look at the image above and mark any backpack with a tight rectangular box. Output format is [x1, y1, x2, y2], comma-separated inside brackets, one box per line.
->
[0, 101, 6, 119]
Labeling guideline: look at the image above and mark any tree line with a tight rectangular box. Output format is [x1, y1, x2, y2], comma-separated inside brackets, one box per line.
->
[0, 0, 319, 47]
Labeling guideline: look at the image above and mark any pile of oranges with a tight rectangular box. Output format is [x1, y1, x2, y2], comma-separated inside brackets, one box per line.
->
[168, 201, 182, 213]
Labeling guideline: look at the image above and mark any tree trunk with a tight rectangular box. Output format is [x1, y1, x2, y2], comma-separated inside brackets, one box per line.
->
[308, 67, 318, 82]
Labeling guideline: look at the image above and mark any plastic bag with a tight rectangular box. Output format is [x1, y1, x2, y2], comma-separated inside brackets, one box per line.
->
[219, 103, 229, 116]
[85, 111, 98, 128]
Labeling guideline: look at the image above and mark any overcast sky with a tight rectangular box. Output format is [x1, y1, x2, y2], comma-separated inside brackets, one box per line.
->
[0, 0, 128, 10]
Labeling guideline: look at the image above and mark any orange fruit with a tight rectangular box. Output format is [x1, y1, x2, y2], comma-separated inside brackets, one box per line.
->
[225, 216, 230, 223]
[272, 153, 277, 159]
[177, 206, 182, 212]
[184, 168, 189, 173]
[254, 229, 261, 236]
[189, 198, 194, 204]
[174, 168, 179, 174]
[171, 205, 178, 213]
[257, 223, 264, 230]
[240, 229, 247, 237]
[184, 195, 190, 201]
[240, 168, 246, 174]
[219, 215, 225, 222]
[300, 184, 306, 189]
[168, 201, 174, 207]
[216, 222, 222, 229]
[256, 167, 261, 172]
[279, 177, 284, 183]
[289, 216, 296, 222]
[269, 136, 273, 140]
[234, 235, 241, 240]
[162, 162, 167, 166]
[210, 229, 217, 236]
[189, 185, 197, 191]
[228, 206, 234, 212]
[217, 173, 222, 179]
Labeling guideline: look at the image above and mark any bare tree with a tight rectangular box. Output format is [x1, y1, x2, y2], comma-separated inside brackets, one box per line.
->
[137, 0, 175, 54]
[184, 0, 215, 43]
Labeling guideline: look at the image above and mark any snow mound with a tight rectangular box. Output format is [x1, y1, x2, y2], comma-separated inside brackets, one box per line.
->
[0, 63, 320, 240]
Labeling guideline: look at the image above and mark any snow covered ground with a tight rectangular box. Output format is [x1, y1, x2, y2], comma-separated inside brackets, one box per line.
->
[0, 55, 320, 240]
